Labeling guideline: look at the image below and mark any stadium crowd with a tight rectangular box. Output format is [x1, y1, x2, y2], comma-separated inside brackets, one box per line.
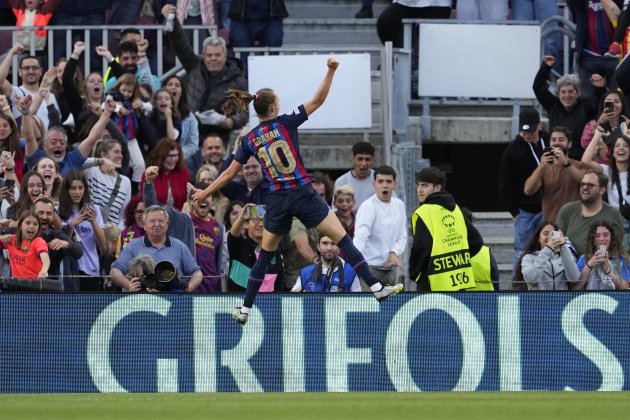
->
[0, 1, 630, 293]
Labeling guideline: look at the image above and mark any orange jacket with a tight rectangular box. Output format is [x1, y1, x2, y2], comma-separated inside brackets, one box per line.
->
[10, 0, 59, 40]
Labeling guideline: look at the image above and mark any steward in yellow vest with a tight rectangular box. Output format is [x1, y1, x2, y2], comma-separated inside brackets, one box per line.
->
[409, 167, 484, 292]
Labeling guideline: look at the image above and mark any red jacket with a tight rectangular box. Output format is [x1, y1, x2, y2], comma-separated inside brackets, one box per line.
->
[140, 167, 190, 211]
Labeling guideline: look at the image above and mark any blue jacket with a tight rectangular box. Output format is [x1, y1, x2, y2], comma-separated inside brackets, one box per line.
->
[299, 260, 356, 292]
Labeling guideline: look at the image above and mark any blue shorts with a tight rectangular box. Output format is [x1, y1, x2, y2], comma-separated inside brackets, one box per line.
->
[264, 184, 330, 235]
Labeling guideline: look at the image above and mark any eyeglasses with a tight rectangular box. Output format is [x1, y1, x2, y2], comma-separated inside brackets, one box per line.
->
[249, 217, 264, 225]
[580, 182, 599, 189]
[20, 65, 41, 71]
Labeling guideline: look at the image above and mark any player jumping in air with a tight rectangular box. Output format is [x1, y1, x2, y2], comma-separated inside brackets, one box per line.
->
[192, 57, 403, 325]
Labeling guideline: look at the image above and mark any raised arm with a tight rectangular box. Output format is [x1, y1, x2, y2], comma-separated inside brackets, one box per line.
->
[161, 4, 199, 72]
[303, 57, 339, 116]
[28, 75, 54, 117]
[0, 43, 23, 96]
[192, 159, 243, 204]
[78, 99, 115, 159]
[142, 166, 160, 206]
[581, 128, 607, 170]
[16, 96, 41, 157]
[65, 42, 88, 120]
[230, 203, 254, 237]
[532, 56, 557, 112]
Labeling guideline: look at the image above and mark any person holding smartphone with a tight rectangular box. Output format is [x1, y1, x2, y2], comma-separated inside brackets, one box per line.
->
[576, 221, 630, 290]
[58, 171, 106, 291]
[581, 91, 629, 151]
[524, 126, 589, 221]
[514, 221, 580, 291]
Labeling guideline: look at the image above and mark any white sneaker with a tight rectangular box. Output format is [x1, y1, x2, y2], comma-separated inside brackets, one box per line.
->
[373, 284, 404, 302]
[232, 307, 249, 325]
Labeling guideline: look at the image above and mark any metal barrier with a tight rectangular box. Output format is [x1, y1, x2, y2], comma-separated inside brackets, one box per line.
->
[1, 26, 394, 163]
[0, 24, 218, 82]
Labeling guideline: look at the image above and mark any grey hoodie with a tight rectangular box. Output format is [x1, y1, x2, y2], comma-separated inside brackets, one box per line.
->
[521, 245, 580, 290]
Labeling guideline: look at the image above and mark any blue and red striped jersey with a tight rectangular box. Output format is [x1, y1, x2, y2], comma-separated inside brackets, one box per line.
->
[235, 105, 311, 191]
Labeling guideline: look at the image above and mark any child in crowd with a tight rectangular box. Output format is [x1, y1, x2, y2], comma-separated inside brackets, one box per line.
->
[0, 209, 49, 280]
[108, 74, 145, 184]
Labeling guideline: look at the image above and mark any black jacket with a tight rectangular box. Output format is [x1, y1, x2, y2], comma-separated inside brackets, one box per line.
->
[532, 60, 603, 159]
[498, 134, 545, 217]
[167, 18, 248, 141]
[41, 228, 83, 279]
[409, 191, 484, 292]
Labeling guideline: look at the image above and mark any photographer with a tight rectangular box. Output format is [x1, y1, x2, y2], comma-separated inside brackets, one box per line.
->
[109, 204, 202, 292]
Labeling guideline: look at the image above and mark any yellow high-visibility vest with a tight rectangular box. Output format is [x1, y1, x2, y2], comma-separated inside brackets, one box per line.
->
[468, 245, 494, 291]
[412, 204, 475, 291]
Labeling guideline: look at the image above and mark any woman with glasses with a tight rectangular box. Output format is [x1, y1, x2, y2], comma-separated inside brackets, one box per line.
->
[83, 139, 132, 228]
[140, 139, 189, 211]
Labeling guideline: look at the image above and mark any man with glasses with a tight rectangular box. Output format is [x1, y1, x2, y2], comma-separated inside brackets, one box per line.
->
[557, 170, 624, 256]
[110, 204, 202, 292]
[0, 43, 61, 129]
[499, 108, 546, 271]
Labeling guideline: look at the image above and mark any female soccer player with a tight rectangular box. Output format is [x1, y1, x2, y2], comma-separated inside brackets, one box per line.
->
[193, 57, 403, 325]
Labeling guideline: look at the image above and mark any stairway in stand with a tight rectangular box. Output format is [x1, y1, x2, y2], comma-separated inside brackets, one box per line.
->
[472, 212, 515, 290]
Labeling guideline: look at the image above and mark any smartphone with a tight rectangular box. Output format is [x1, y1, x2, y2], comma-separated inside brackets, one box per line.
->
[604, 101, 615, 112]
[543, 146, 553, 154]
[599, 244, 607, 256]
[3, 179, 14, 190]
[246, 205, 266, 219]
[551, 231, 560, 241]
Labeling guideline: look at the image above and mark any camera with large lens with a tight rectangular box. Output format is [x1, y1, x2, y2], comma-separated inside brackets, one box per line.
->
[139, 261, 179, 291]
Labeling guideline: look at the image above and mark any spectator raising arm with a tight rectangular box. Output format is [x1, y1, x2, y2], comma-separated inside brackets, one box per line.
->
[161, 4, 199, 73]
[18, 96, 40, 158]
[0, 43, 23, 96]
[78, 99, 117, 159]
